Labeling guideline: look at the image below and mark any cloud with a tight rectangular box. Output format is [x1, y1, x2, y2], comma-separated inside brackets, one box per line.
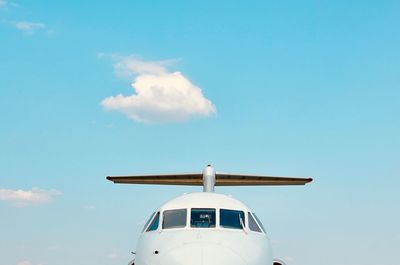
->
[101, 55, 216, 123]
[112, 55, 176, 77]
[12, 20, 45, 34]
[0, 187, 61, 207]
[1, 19, 45, 34]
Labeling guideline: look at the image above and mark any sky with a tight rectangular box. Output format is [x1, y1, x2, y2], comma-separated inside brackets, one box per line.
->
[0, 1, 399, 265]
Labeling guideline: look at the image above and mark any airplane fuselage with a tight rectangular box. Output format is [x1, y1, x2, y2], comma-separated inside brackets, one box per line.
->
[135, 192, 272, 265]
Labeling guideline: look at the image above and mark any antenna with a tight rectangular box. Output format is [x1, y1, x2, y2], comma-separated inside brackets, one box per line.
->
[106, 165, 313, 192]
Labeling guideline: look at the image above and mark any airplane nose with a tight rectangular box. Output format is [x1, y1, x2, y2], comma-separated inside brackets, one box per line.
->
[201, 244, 248, 265]
[159, 243, 248, 265]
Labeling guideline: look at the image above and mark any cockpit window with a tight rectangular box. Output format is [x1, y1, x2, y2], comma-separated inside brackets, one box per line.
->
[191, 208, 216, 228]
[146, 212, 160, 232]
[248, 212, 262, 233]
[163, 209, 187, 229]
[220, 209, 245, 229]
[252, 212, 266, 233]
[142, 212, 156, 232]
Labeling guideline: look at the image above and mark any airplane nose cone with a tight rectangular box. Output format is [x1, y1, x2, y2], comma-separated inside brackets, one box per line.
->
[160, 243, 248, 265]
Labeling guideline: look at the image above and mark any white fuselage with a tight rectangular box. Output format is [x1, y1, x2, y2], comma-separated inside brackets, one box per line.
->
[135, 192, 273, 265]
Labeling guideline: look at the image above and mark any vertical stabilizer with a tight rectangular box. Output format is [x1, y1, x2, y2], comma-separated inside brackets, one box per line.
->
[202, 165, 216, 192]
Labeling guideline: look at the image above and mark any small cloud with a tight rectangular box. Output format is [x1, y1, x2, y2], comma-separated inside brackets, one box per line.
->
[0, 187, 61, 207]
[112, 55, 177, 78]
[101, 55, 216, 124]
[11, 20, 46, 34]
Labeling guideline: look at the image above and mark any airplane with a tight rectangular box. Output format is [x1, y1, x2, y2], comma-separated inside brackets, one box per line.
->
[107, 165, 313, 265]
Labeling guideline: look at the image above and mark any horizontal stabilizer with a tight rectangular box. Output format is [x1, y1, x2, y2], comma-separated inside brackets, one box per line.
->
[106, 173, 203, 186]
[215, 173, 312, 186]
[106, 172, 312, 186]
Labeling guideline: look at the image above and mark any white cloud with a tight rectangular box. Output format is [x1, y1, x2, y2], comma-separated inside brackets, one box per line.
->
[101, 55, 216, 123]
[112, 55, 176, 77]
[0, 187, 61, 207]
[12, 21, 45, 34]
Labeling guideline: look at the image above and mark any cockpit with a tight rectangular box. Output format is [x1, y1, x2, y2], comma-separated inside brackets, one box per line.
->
[143, 208, 265, 234]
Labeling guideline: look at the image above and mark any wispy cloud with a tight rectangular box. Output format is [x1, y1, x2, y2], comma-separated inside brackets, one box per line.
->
[0, 187, 61, 207]
[11, 20, 46, 34]
[1, 2, 47, 34]
[100, 55, 216, 124]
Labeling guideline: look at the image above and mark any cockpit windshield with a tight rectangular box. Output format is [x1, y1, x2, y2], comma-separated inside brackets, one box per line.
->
[142, 212, 156, 232]
[146, 212, 160, 232]
[248, 212, 263, 233]
[252, 212, 266, 233]
[162, 209, 187, 229]
[220, 209, 245, 229]
[145, 208, 264, 233]
[191, 208, 216, 228]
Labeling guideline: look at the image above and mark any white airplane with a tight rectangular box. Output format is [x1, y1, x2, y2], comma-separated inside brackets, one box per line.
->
[107, 165, 313, 265]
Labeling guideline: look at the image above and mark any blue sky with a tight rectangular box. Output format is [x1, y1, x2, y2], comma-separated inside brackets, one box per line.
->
[1, 1, 399, 265]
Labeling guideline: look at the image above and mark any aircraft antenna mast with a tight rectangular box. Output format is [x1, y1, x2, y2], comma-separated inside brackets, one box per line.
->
[202, 165, 215, 192]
